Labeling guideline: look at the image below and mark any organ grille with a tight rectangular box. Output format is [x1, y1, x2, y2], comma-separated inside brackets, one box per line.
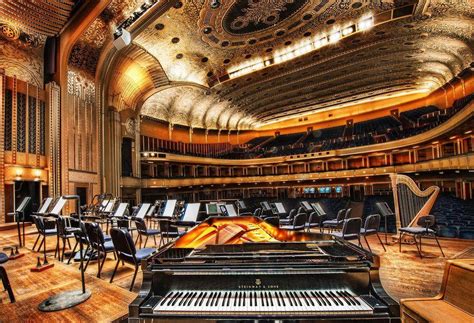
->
[390, 173, 439, 230]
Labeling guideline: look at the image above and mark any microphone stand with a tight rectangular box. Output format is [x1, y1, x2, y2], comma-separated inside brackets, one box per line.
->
[38, 195, 91, 311]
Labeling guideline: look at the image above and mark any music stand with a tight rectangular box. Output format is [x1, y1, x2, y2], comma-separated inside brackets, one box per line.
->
[8, 196, 31, 247]
[38, 195, 91, 311]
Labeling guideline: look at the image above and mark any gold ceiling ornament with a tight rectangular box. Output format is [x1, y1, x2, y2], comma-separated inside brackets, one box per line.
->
[230, 0, 296, 30]
[0, 21, 41, 48]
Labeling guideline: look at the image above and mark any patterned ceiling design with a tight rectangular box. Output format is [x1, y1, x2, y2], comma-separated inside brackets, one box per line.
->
[141, 85, 258, 130]
[0, 0, 78, 40]
[133, 0, 474, 129]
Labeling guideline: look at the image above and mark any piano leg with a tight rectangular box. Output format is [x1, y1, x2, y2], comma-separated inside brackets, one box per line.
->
[130, 264, 139, 291]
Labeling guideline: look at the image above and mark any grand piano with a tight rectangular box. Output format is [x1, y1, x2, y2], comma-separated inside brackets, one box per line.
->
[129, 216, 399, 322]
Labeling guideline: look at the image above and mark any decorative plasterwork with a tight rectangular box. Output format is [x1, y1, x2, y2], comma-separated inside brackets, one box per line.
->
[0, 39, 43, 86]
[67, 68, 96, 103]
[0, 21, 41, 48]
[140, 85, 258, 130]
[0, 0, 76, 38]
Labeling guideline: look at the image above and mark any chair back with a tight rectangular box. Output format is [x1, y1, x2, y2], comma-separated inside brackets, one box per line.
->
[344, 208, 352, 219]
[159, 219, 178, 234]
[31, 215, 45, 233]
[287, 208, 296, 219]
[296, 207, 306, 214]
[253, 208, 262, 217]
[342, 218, 362, 236]
[85, 222, 106, 250]
[265, 216, 279, 227]
[135, 218, 147, 234]
[417, 215, 436, 229]
[308, 211, 322, 225]
[335, 209, 346, 222]
[293, 213, 307, 230]
[110, 228, 137, 264]
[364, 214, 381, 232]
[56, 216, 68, 237]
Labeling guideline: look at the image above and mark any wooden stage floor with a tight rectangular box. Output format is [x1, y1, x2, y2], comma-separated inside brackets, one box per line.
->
[1, 225, 473, 322]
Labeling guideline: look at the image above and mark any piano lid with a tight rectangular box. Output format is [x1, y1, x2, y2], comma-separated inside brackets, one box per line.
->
[175, 216, 333, 249]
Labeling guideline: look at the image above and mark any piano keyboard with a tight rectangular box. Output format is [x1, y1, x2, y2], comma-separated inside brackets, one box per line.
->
[153, 289, 373, 316]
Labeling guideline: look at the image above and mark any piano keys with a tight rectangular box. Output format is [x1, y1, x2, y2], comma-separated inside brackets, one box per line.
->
[129, 216, 400, 321]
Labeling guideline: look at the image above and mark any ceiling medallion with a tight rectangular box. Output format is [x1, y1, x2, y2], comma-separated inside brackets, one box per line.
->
[0, 21, 40, 48]
[199, 0, 310, 48]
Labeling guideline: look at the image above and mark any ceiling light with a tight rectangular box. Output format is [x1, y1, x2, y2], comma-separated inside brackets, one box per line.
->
[314, 36, 328, 48]
[342, 25, 354, 36]
[358, 16, 374, 31]
[329, 30, 341, 43]
[465, 130, 472, 134]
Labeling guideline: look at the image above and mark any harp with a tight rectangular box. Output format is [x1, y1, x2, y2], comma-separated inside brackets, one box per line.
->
[390, 173, 440, 231]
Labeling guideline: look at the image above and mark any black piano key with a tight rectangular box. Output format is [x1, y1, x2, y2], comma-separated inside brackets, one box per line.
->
[316, 291, 329, 306]
[337, 291, 353, 306]
[178, 292, 189, 306]
[254, 292, 258, 307]
[222, 292, 228, 306]
[243, 292, 246, 306]
[213, 291, 221, 307]
[274, 291, 281, 307]
[185, 292, 196, 307]
[310, 291, 323, 306]
[344, 291, 361, 305]
[325, 291, 337, 306]
[300, 291, 310, 306]
[292, 291, 302, 307]
[195, 292, 203, 307]
[285, 291, 293, 306]
[279, 292, 286, 306]
[234, 292, 238, 307]
[206, 292, 214, 307]
[261, 291, 266, 307]
[170, 292, 183, 306]
[267, 292, 273, 307]
[329, 291, 342, 306]
[159, 292, 173, 306]
[226, 292, 232, 307]
[198, 292, 207, 307]
[303, 291, 314, 306]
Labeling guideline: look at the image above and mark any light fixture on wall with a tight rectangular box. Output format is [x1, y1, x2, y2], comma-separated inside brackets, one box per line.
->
[15, 169, 23, 181]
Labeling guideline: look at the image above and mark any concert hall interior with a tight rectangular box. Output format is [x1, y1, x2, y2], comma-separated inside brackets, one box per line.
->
[1, 0, 474, 322]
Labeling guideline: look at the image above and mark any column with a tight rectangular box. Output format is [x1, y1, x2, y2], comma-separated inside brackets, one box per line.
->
[103, 107, 121, 196]
[46, 81, 62, 197]
[0, 72, 5, 222]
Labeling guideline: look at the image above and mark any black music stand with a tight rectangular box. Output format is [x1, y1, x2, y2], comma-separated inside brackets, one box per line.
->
[38, 195, 91, 312]
[7, 196, 31, 247]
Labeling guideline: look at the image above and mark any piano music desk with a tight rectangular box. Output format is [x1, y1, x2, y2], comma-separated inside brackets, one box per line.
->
[400, 259, 474, 323]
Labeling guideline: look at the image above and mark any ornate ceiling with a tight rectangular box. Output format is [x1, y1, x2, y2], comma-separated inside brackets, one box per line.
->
[132, 0, 474, 129]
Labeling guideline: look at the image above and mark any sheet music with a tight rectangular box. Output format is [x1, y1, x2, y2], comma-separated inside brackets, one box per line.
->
[182, 203, 201, 222]
[274, 202, 286, 214]
[104, 199, 115, 212]
[50, 197, 67, 215]
[136, 203, 151, 219]
[16, 197, 31, 212]
[162, 200, 177, 218]
[225, 204, 237, 217]
[206, 203, 219, 215]
[301, 201, 312, 211]
[147, 205, 156, 216]
[261, 201, 271, 211]
[113, 203, 128, 218]
[37, 197, 53, 214]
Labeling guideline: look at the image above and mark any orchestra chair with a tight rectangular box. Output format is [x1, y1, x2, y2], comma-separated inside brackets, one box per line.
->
[84, 222, 116, 278]
[306, 211, 324, 232]
[135, 217, 160, 248]
[399, 215, 445, 258]
[56, 216, 75, 261]
[279, 208, 296, 225]
[239, 212, 253, 216]
[0, 252, 15, 303]
[264, 216, 280, 227]
[360, 214, 386, 252]
[322, 209, 346, 233]
[31, 215, 59, 257]
[332, 218, 362, 247]
[297, 206, 306, 215]
[158, 219, 185, 248]
[280, 213, 307, 231]
[110, 228, 155, 291]
[253, 208, 262, 217]
[67, 220, 90, 265]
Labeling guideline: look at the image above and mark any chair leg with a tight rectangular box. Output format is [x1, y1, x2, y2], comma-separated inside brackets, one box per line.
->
[399, 232, 402, 252]
[61, 238, 66, 262]
[110, 259, 120, 283]
[67, 241, 78, 264]
[0, 266, 15, 303]
[32, 234, 40, 250]
[98, 251, 107, 278]
[67, 238, 72, 249]
[376, 233, 386, 252]
[37, 236, 44, 252]
[434, 235, 445, 257]
[144, 236, 149, 248]
[54, 236, 59, 259]
[414, 235, 422, 258]
[84, 250, 93, 272]
[363, 235, 372, 253]
[130, 265, 139, 291]
[97, 251, 102, 278]
[153, 235, 157, 246]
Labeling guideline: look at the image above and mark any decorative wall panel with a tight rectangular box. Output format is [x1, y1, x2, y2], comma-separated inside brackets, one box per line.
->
[28, 96, 37, 154]
[40, 100, 46, 156]
[3, 89, 12, 151]
[16, 92, 26, 152]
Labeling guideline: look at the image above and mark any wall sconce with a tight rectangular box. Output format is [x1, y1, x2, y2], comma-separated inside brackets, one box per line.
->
[34, 169, 42, 181]
[15, 169, 23, 181]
